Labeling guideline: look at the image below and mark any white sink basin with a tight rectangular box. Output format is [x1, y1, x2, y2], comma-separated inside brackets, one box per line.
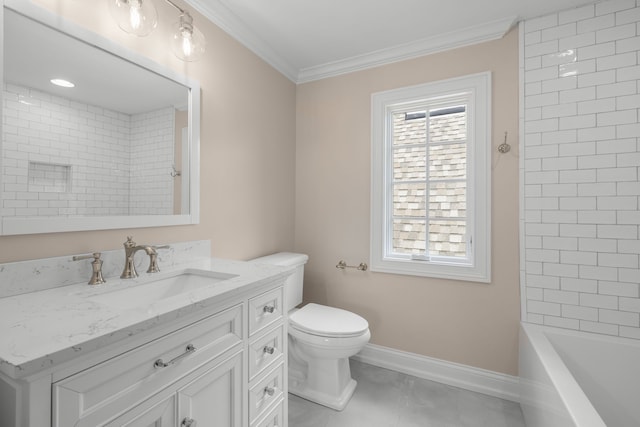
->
[89, 269, 238, 309]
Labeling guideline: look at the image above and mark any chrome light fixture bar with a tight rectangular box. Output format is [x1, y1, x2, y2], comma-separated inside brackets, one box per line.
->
[108, 0, 206, 61]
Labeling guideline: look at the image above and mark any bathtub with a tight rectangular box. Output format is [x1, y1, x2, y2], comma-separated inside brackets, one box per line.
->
[519, 323, 640, 427]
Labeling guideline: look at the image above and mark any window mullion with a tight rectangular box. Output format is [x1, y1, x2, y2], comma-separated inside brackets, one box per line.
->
[424, 108, 430, 259]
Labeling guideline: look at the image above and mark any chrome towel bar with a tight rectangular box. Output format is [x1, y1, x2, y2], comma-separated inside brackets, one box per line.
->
[336, 260, 368, 271]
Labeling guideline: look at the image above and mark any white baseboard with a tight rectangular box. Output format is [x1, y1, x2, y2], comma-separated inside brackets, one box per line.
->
[351, 343, 520, 403]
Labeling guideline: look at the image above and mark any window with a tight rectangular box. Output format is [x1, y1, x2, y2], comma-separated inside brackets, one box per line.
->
[371, 72, 491, 282]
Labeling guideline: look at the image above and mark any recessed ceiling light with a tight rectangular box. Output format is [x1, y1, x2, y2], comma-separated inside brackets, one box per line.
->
[50, 78, 75, 88]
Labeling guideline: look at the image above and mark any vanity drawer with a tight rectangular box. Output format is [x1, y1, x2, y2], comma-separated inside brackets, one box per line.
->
[53, 304, 243, 427]
[249, 362, 284, 424]
[249, 324, 284, 381]
[249, 287, 283, 336]
[251, 399, 284, 427]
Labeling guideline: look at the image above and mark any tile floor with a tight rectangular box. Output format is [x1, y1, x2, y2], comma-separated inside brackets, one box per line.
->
[288, 360, 526, 427]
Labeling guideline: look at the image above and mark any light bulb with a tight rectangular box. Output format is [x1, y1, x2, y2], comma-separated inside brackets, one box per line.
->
[182, 30, 193, 57]
[171, 12, 205, 61]
[108, 0, 157, 37]
[129, 0, 142, 30]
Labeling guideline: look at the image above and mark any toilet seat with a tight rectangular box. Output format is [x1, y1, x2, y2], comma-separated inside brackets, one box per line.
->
[289, 303, 369, 338]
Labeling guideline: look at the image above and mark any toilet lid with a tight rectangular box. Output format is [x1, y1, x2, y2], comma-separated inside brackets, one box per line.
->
[289, 303, 369, 338]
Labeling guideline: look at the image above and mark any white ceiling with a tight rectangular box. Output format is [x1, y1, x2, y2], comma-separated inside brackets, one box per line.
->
[187, 0, 598, 83]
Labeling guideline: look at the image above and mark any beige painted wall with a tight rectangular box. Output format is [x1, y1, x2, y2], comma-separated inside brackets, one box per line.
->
[0, 0, 296, 263]
[295, 29, 520, 375]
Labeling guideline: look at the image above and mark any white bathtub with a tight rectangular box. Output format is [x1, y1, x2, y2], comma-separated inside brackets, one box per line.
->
[519, 323, 640, 427]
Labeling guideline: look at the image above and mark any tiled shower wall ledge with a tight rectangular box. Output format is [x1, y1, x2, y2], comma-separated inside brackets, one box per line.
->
[520, 0, 640, 338]
[0, 240, 210, 298]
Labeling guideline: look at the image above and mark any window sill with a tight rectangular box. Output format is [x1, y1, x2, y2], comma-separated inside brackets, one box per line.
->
[370, 258, 491, 283]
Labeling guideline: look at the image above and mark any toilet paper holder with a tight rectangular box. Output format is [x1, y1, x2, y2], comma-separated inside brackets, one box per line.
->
[336, 260, 368, 271]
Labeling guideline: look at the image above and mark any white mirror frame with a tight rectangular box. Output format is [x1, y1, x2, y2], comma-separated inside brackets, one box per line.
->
[0, 0, 200, 235]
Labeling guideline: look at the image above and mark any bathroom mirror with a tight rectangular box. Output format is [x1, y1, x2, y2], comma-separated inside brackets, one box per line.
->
[0, 0, 200, 235]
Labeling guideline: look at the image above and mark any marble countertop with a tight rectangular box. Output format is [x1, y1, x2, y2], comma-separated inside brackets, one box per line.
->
[0, 258, 291, 379]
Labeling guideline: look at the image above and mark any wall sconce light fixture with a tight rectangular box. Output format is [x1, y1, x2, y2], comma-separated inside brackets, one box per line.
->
[108, 0, 206, 61]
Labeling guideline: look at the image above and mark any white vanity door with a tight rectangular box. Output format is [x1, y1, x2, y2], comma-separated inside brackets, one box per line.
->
[104, 394, 176, 427]
[177, 351, 243, 427]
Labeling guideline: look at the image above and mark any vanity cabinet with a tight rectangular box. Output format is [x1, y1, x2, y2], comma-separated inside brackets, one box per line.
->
[53, 305, 244, 427]
[0, 277, 288, 427]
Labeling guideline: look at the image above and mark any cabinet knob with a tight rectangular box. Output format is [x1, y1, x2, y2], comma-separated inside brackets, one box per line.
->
[264, 386, 275, 397]
[181, 417, 197, 427]
[263, 345, 275, 355]
[263, 305, 275, 314]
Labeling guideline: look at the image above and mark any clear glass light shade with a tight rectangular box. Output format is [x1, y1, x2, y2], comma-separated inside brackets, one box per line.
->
[108, 0, 158, 37]
[171, 13, 206, 61]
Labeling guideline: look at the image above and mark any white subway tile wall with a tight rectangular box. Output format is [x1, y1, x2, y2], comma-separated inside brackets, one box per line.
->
[2, 83, 174, 217]
[522, 0, 640, 339]
[129, 109, 175, 215]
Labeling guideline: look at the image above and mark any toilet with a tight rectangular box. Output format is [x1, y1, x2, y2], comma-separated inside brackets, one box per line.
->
[250, 252, 370, 411]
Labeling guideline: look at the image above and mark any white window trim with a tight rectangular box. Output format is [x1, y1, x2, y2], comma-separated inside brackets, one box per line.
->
[370, 72, 491, 283]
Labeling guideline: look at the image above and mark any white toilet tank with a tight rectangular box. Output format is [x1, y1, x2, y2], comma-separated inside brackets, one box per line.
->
[249, 252, 308, 311]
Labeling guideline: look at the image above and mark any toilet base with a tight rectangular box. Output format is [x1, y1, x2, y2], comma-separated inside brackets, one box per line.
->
[287, 325, 371, 411]
[289, 377, 357, 411]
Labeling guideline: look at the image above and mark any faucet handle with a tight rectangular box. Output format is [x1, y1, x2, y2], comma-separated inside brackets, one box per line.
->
[72, 252, 106, 285]
[72, 253, 96, 262]
[147, 245, 170, 273]
[124, 236, 136, 248]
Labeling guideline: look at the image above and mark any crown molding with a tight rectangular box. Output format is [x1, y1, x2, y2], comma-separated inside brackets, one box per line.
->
[185, 1, 516, 84]
[185, 0, 299, 82]
[297, 16, 518, 83]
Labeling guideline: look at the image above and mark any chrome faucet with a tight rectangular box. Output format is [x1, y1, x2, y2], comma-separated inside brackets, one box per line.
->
[120, 236, 169, 279]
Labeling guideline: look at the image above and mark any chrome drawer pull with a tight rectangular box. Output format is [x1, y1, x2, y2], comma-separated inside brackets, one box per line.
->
[263, 346, 275, 355]
[181, 417, 197, 427]
[154, 344, 196, 368]
[263, 305, 275, 314]
[264, 386, 275, 397]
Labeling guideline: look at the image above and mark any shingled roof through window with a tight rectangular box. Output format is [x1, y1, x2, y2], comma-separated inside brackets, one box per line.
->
[391, 110, 467, 258]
